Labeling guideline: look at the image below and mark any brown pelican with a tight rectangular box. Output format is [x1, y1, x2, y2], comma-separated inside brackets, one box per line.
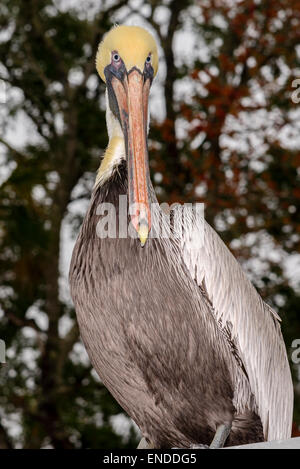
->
[69, 25, 293, 448]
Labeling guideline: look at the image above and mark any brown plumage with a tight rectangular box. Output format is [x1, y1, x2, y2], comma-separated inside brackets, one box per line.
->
[70, 164, 264, 448]
[69, 25, 293, 448]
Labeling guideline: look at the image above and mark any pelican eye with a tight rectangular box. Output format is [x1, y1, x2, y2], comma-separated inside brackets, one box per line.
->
[146, 55, 151, 64]
[113, 53, 120, 62]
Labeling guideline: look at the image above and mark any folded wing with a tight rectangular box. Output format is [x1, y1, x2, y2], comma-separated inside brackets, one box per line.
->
[176, 207, 293, 441]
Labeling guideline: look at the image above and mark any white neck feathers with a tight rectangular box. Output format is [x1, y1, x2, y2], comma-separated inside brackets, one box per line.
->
[95, 90, 126, 187]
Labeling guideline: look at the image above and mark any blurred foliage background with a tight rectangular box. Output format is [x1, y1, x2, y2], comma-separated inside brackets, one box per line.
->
[0, 0, 299, 448]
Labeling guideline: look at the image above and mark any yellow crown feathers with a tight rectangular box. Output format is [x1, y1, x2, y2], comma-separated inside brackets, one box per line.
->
[96, 25, 159, 82]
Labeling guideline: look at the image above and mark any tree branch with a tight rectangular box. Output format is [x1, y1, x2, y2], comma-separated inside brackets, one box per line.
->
[0, 422, 13, 449]
[28, 0, 69, 84]
[0, 137, 28, 161]
[59, 322, 79, 367]
[6, 312, 43, 333]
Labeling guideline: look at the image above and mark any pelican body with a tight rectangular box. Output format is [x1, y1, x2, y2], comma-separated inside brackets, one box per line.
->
[69, 26, 293, 448]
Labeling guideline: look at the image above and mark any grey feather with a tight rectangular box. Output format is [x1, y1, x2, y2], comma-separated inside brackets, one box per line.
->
[68, 163, 290, 447]
[177, 207, 293, 441]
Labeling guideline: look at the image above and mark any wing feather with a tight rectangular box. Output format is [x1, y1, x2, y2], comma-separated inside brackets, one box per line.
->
[177, 209, 293, 441]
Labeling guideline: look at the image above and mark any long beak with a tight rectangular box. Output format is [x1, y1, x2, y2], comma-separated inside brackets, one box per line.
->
[110, 68, 151, 246]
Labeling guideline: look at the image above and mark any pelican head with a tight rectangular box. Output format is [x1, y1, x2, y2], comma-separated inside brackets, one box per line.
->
[96, 25, 158, 246]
